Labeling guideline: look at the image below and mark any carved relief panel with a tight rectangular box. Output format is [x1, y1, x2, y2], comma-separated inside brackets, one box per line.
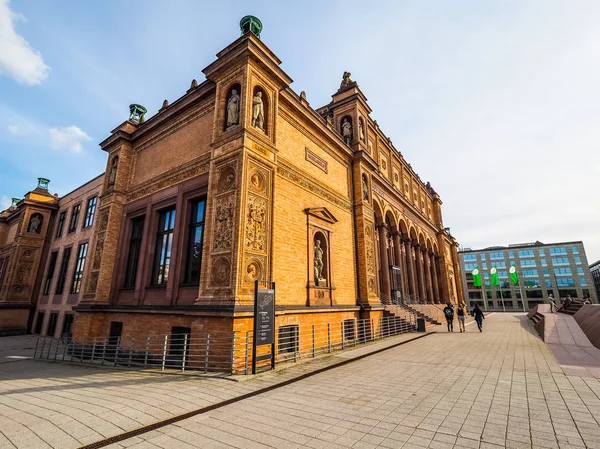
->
[241, 160, 272, 291]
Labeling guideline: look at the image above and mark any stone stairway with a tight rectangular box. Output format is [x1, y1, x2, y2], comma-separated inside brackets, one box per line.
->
[402, 303, 443, 325]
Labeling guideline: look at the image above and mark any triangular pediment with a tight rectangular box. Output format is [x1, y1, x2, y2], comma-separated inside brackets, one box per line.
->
[305, 207, 338, 224]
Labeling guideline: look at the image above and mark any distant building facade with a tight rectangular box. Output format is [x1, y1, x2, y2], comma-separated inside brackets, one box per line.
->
[591, 260, 600, 303]
[32, 175, 103, 338]
[458, 241, 597, 311]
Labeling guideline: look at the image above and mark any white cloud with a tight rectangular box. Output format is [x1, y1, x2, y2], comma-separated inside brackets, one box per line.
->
[0, 0, 49, 85]
[49, 126, 92, 153]
[7, 123, 24, 135]
[0, 195, 11, 211]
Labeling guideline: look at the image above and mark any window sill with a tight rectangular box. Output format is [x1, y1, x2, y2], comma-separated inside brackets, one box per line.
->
[146, 284, 167, 289]
[179, 282, 200, 288]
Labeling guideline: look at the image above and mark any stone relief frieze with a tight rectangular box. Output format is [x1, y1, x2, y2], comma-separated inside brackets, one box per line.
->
[245, 194, 267, 253]
[213, 194, 235, 252]
[243, 255, 266, 285]
[365, 225, 375, 275]
[15, 262, 33, 285]
[92, 234, 105, 270]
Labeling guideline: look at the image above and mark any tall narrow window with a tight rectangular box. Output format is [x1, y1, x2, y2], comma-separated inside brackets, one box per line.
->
[124, 216, 145, 288]
[55, 247, 72, 294]
[61, 314, 74, 338]
[46, 313, 58, 337]
[185, 199, 206, 283]
[68, 204, 81, 233]
[83, 196, 97, 228]
[152, 209, 176, 285]
[70, 243, 88, 294]
[56, 211, 66, 237]
[34, 312, 45, 334]
[43, 251, 59, 295]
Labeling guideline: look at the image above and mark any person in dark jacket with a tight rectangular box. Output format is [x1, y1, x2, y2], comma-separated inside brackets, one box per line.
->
[472, 303, 485, 332]
[443, 303, 454, 332]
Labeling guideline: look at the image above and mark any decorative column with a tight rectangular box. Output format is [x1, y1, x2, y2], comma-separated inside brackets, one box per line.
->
[421, 248, 432, 303]
[435, 256, 444, 303]
[431, 252, 440, 304]
[377, 224, 391, 302]
[414, 243, 426, 302]
[392, 232, 404, 293]
[404, 238, 417, 300]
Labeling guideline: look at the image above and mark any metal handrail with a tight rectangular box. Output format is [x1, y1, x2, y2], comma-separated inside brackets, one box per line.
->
[32, 315, 417, 375]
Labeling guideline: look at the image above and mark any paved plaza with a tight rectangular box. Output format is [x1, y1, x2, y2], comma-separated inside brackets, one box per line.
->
[2, 314, 600, 448]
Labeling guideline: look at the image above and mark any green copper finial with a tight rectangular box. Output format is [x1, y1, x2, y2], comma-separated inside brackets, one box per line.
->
[11, 198, 21, 207]
[37, 177, 50, 190]
[240, 16, 262, 39]
[129, 104, 147, 124]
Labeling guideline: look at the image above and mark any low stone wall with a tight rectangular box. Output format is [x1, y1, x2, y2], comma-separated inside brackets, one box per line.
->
[573, 305, 600, 349]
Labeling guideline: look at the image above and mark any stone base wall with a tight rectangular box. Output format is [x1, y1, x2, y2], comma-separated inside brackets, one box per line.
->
[0, 308, 30, 336]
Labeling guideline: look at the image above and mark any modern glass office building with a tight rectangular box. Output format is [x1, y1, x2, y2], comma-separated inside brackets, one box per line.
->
[458, 241, 597, 311]
[590, 260, 600, 304]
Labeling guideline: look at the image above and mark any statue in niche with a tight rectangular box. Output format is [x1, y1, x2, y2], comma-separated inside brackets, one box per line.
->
[28, 215, 41, 233]
[359, 120, 365, 141]
[340, 71, 353, 89]
[314, 239, 325, 285]
[226, 88, 240, 128]
[362, 176, 369, 201]
[342, 118, 352, 145]
[108, 157, 118, 186]
[252, 91, 265, 131]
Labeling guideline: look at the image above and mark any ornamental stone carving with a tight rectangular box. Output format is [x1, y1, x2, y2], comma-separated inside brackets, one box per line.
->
[28, 214, 42, 234]
[213, 194, 235, 252]
[365, 225, 375, 274]
[98, 212, 109, 232]
[244, 257, 265, 284]
[15, 262, 32, 285]
[92, 234, 105, 270]
[218, 167, 236, 192]
[87, 272, 98, 293]
[245, 195, 267, 252]
[211, 256, 231, 286]
[248, 169, 267, 195]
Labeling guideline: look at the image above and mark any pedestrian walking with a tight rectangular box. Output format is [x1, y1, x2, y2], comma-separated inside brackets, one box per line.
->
[443, 303, 454, 332]
[548, 293, 556, 313]
[472, 303, 485, 332]
[456, 303, 466, 333]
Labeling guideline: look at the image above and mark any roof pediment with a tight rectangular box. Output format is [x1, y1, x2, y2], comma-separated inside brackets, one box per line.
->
[305, 207, 338, 224]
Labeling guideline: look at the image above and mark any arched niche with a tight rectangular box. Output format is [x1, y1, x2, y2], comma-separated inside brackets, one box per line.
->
[340, 115, 353, 145]
[361, 174, 369, 202]
[108, 156, 119, 187]
[313, 231, 328, 286]
[251, 85, 269, 134]
[28, 213, 43, 234]
[224, 83, 241, 131]
[358, 117, 365, 141]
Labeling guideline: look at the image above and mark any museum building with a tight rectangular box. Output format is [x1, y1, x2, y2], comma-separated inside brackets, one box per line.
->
[0, 18, 462, 350]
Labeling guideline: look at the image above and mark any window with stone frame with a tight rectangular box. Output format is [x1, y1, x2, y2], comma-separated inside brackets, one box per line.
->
[68, 204, 81, 233]
[124, 216, 145, 288]
[185, 198, 206, 284]
[83, 196, 97, 228]
[43, 251, 58, 295]
[46, 313, 58, 337]
[55, 211, 66, 237]
[152, 209, 176, 286]
[55, 247, 72, 295]
[70, 243, 88, 294]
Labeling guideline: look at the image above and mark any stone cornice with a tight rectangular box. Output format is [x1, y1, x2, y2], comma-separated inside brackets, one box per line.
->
[126, 154, 211, 203]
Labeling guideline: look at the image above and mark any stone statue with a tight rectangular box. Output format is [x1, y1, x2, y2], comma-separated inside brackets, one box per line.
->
[340, 71, 353, 89]
[359, 120, 365, 141]
[226, 89, 240, 128]
[314, 239, 325, 284]
[108, 157, 118, 186]
[252, 91, 265, 131]
[342, 118, 352, 145]
[362, 176, 369, 201]
[28, 215, 41, 233]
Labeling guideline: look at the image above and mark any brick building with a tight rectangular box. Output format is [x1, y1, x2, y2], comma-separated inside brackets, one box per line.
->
[32, 175, 103, 338]
[71, 18, 461, 347]
[0, 18, 462, 348]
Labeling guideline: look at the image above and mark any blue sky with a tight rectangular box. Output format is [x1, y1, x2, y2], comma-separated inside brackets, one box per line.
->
[1, 0, 600, 262]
